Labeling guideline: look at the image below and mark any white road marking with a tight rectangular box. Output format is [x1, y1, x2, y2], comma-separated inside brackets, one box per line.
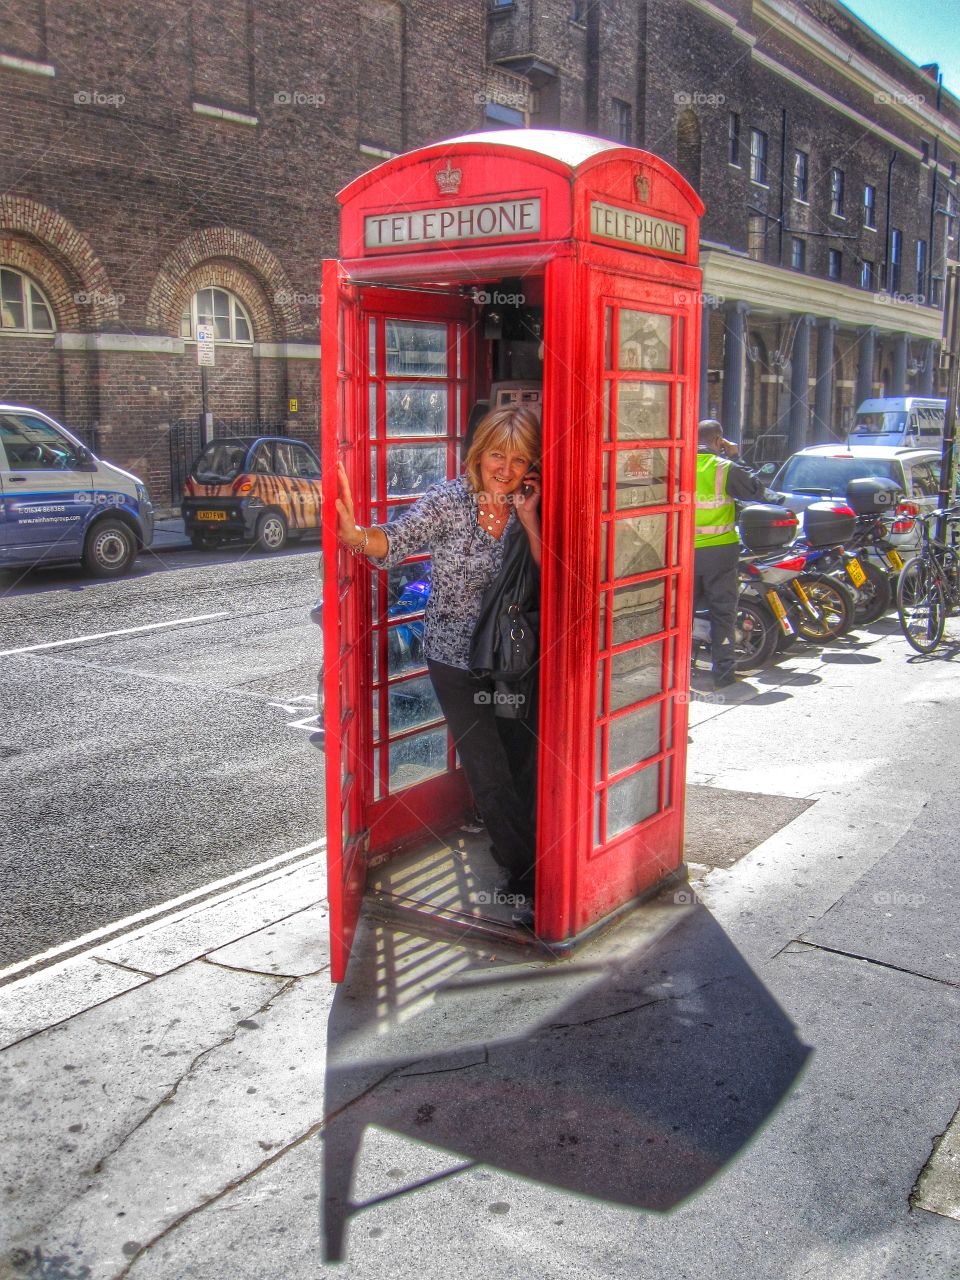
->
[0, 612, 230, 657]
[0, 835, 327, 983]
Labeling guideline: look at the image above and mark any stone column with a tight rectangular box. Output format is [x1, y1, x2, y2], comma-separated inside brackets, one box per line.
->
[812, 319, 838, 443]
[786, 315, 814, 455]
[891, 332, 909, 396]
[698, 303, 713, 422]
[918, 339, 937, 395]
[721, 301, 748, 442]
[855, 326, 876, 405]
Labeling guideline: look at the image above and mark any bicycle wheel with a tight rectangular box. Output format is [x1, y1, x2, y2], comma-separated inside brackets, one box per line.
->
[852, 558, 893, 625]
[897, 557, 945, 654]
[792, 573, 856, 641]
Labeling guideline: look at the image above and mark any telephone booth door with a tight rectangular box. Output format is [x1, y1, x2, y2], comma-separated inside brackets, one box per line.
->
[321, 262, 475, 981]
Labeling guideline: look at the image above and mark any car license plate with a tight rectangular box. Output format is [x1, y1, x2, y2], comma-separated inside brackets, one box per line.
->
[766, 589, 794, 635]
[885, 549, 904, 570]
[197, 510, 227, 521]
[846, 557, 867, 588]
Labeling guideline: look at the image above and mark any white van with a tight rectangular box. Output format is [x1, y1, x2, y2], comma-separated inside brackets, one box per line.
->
[846, 396, 946, 448]
[0, 405, 154, 576]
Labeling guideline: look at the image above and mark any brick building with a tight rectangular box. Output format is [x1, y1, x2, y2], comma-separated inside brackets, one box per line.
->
[0, 0, 487, 502]
[2, 0, 958, 497]
[489, 0, 960, 457]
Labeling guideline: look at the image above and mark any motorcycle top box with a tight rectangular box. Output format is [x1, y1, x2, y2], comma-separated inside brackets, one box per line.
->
[845, 476, 904, 515]
[802, 501, 857, 546]
[738, 503, 800, 552]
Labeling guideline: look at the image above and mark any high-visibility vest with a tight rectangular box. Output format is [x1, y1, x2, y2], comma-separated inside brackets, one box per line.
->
[694, 452, 739, 548]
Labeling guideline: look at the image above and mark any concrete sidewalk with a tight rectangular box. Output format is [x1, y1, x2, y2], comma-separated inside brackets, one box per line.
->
[2, 625, 959, 1280]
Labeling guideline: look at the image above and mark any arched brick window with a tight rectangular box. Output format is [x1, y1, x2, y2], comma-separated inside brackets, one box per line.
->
[0, 267, 55, 334]
[180, 286, 253, 344]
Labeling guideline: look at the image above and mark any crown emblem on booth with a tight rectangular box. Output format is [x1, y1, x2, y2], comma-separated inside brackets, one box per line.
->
[634, 172, 651, 202]
[435, 159, 463, 194]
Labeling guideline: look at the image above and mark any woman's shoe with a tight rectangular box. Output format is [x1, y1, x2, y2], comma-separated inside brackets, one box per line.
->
[511, 903, 535, 927]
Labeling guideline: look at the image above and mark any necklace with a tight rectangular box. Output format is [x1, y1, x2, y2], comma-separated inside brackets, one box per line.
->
[478, 496, 507, 533]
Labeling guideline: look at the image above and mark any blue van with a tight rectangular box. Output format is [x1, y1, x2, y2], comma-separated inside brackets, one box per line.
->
[0, 405, 154, 576]
[846, 396, 945, 448]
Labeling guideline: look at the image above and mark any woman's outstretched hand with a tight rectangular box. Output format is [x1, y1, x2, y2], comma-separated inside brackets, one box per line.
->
[335, 461, 362, 547]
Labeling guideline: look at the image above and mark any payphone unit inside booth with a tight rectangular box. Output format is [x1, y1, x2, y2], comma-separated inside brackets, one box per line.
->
[321, 130, 705, 982]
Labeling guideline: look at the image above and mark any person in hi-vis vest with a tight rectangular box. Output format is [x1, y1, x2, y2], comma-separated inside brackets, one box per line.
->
[693, 420, 766, 688]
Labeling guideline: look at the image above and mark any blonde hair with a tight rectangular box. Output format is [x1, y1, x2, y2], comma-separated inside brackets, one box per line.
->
[464, 406, 541, 493]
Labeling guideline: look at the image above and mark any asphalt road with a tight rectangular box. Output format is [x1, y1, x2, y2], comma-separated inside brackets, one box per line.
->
[0, 538, 327, 966]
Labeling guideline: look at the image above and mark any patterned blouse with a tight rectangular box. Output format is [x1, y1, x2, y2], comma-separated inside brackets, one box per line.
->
[368, 475, 518, 670]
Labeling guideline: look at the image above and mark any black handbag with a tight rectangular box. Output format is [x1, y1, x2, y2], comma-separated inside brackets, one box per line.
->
[469, 524, 540, 719]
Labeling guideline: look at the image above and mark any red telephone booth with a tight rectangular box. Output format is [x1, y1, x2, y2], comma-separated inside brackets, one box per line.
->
[321, 130, 704, 981]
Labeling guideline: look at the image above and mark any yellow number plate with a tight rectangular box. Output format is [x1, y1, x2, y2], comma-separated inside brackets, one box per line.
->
[197, 510, 227, 521]
[885, 549, 904, 571]
[846, 557, 867, 588]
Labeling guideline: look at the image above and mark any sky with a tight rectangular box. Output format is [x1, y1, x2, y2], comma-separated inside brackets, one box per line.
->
[841, 0, 960, 99]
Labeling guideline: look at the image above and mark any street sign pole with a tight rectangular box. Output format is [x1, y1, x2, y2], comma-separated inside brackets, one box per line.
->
[937, 264, 960, 542]
[196, 324, 215, 447]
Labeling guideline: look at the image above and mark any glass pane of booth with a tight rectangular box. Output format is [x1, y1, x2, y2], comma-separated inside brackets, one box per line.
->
[607, 702, 662, 776]
[614, 447, 671, 509]
[385, 443, 447, 496]
[618, 310, 672, 371]
[616, 383, 670, 439]
[611, 578, 666, 645]
[613, 513, 667, 579]
[389, 726, 449, 791]
[386, 385, 448, 437]
[388, 675, 442, 735]
[607, 764, 660, 838]
[385, 320, 448, 376]
[609, 640, 664, 711]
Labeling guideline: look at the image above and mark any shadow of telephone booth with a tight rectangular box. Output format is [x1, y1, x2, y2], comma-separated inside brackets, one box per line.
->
[321, 129, 705, 982]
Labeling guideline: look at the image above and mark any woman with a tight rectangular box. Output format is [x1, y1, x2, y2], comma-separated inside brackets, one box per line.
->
[335, 406, 542, 922]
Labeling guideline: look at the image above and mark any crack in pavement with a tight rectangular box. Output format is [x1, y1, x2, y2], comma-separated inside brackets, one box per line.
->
[90, 976, 294, 1178]
[545, 976, 727, 1031]
[778, 938, 958, 988]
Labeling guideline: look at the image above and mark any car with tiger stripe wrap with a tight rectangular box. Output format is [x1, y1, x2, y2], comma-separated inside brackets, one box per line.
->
[182, 436, 323, 552]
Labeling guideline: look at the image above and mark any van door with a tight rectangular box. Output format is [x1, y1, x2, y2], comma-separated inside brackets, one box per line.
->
[0, 410, 92, 564]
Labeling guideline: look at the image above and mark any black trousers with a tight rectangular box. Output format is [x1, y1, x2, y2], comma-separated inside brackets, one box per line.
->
[426, 659, 538, 889]
[692, 542, 740, 682]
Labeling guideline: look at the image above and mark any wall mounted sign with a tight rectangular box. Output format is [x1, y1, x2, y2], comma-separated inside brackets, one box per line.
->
[590, 201, 686, 256]
[364, 197, 541, 249]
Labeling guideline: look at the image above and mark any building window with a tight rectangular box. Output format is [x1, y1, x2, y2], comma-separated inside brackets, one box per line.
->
[890, 228, 902, 293]
[611, 98, 632, 144]
[728, 112, 741, 166]
[830, 167, 845, 217]
[747, 215, 766, 261]
[181, 287, 253, 343]
[917, 238, 928, 298]
[921, 141, 930, 165]
[749, 128, 768, 184]
[951, 161, 958, 183]
[0, 268, 55, 333]
[790, 237, 806, 271]
[828, 249, 842, 280]
[792, 150, 808, 201]
[863, 183, 876, 228]
[860, 260, 875, 290]
[570, 1, 587, 22]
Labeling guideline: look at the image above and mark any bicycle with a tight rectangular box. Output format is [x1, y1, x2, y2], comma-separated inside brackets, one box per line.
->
[896, 506, 960, 654]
